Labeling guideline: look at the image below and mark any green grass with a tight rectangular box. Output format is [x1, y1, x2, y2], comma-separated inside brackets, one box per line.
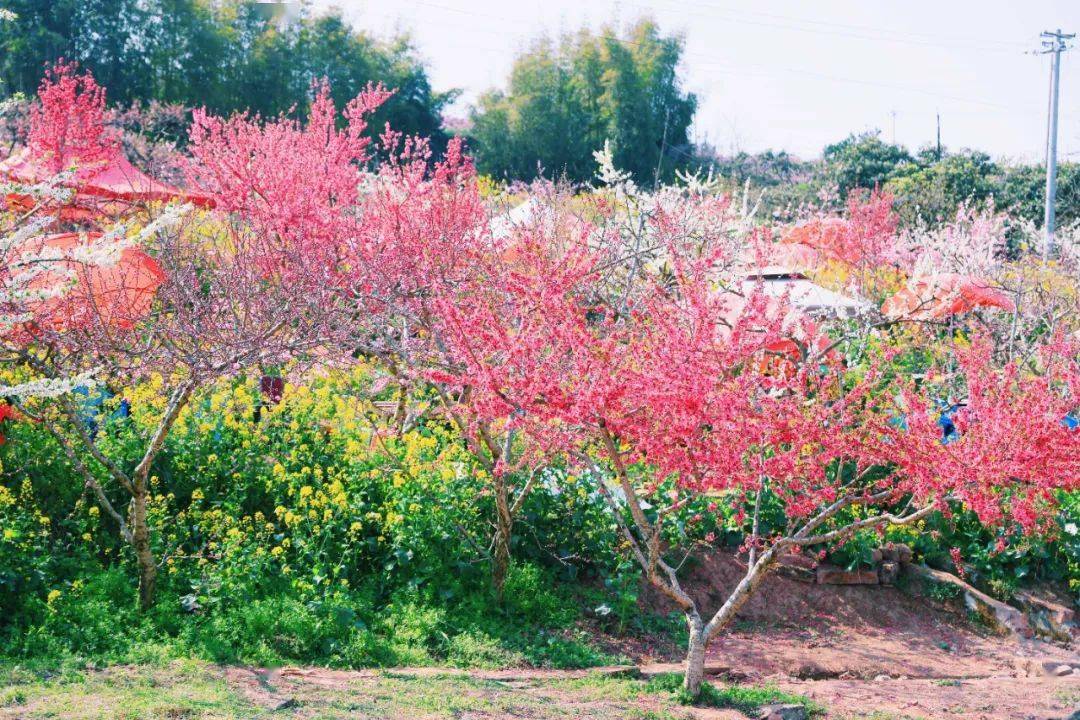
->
[0, 660, 833, 720]
[0, 662, 724, 720]
[645, 672, 824, 715]
[0, 661, 836, 720]
[0, 661, 258, 720]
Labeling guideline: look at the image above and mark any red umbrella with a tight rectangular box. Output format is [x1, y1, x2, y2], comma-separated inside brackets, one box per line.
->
[882, 273, 1014, 320]
[16, 232, 166, 332]
[714, 290, 835, 376]
[781, 217, 853, 263]
[768, 242, 820, 271]
[0, 149, 215, 213]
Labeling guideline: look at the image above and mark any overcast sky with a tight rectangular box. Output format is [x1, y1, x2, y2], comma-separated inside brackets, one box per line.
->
[311, 0, 1080, 162]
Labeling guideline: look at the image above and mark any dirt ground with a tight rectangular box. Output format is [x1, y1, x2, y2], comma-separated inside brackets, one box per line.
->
[621, 551, 1080, 718]
[773, 676, 1079, 720]
[2, 653, 1076, 719]
[217, 663, 1079, 720]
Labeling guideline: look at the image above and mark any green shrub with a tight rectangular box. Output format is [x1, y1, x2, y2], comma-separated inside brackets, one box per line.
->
[502, 563, 574, 628]
[446, 631, 524, 668]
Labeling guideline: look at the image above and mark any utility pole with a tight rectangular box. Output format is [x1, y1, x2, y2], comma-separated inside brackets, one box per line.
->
[889, 109, 898, 144]
[936, 112, 942, 160]
[653, 105, 671, 189]
[1039, 29, 1074, 260]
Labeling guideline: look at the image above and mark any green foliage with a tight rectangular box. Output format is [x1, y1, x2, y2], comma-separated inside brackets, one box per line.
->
[823, 131, 913, 196]
[0, 371, 628, 670]
[469, 19, 696, 185]
[923, 579, 963, 605]
[700, 134, 1080, 235]
[876, 504, 1078, 602]
[886, 150, 999, 225]
[827, 528, 883, 570]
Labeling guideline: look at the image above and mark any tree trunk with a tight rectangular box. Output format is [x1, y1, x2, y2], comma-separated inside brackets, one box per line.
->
[132, 486, 157, 611]
[491, 525, 510, 598]
[490, 471, 514, 598]
[683, 613, 708, 698]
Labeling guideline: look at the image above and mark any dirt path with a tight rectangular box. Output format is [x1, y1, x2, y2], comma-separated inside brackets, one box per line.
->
[774, 676, 1078, 719]
[218, 657, 1080, 720]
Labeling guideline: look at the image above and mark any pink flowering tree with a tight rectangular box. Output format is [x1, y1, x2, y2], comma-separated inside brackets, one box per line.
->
[26, 61, 121, 175]
[4, 70, 349, 609]
[9, 200, 335, 609]
[186, 79, 391, 272]
[395, 155, 756, 594]
[182, 71, 535, 597]
[343, 136, 527, 593]
[437, 182, 1080, 694]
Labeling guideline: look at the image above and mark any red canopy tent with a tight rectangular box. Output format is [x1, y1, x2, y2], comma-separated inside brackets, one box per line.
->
[882, 273, 1014, 320]
[13, 231, 166, 333]
[0, 149, 215, 217]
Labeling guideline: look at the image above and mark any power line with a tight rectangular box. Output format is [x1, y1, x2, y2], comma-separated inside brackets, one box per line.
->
[644, 0, 1031, 49]
[620, 0, 1031, 54]
[406, 0, 1025, 112]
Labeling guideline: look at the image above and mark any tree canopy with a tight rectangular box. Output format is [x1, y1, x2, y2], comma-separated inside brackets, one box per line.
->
[0, 0, 452, 150]
[467, 19, 697, 185]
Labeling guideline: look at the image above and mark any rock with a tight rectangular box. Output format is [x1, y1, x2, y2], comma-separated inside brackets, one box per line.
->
[759, 704, 807, 720]
[636, 663, 735, 680]
[879, 542, 913, 563]
[777, 552, 817, 582]
[906, 564, 1032, 638]
[779, 567, 816, 583]
[778, 552, 817, 570]
[879, 561, 900, 586]
[1028, 611, 1057, 639]
[873, 674, 890, 682]
[816, 565, 879, 585]
[270, 697, 297, 711]
[1013, 591, 1079, 643]
[1014, 659, 1080, 677]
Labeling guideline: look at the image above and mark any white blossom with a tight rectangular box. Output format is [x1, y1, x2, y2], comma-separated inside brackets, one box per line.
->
[0, 369, 98, 400]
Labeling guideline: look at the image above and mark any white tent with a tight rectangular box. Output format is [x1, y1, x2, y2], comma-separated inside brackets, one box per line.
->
[741, 267, 869, 318]
[490, 197, 539, 238]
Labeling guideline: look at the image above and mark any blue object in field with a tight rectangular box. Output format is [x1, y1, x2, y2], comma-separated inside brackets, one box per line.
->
[72, 385, 130, 435]
[1064, 413, 1079, 431]
[936, 400, 963, 445]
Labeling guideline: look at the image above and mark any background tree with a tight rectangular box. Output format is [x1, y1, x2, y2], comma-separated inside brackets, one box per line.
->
[823, 131, 913, 197]
[468, 19, 696, 185]
[885, 149, 998, 225]
[0, 1, 451, 153]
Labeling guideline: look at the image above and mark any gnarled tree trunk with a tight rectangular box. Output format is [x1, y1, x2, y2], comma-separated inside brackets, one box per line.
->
[683, 612, 708, 697]
[491, 471, 513, 597]
[131, 485, 156, 611]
